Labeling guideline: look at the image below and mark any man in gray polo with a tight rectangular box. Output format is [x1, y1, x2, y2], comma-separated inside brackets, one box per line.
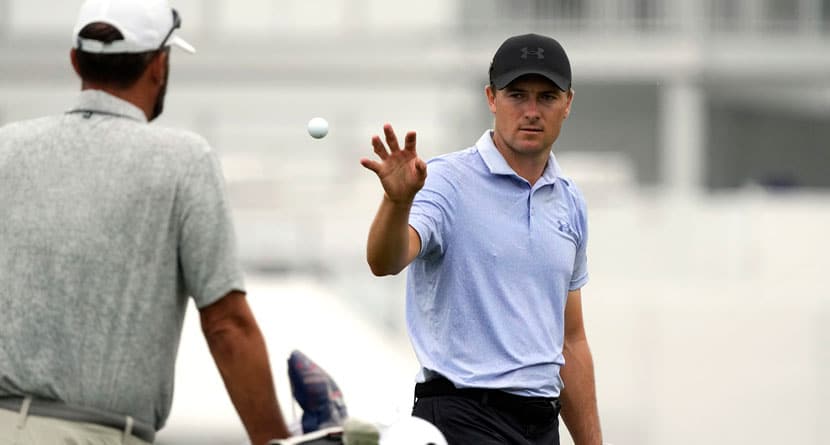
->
[0, 0, 290, 444]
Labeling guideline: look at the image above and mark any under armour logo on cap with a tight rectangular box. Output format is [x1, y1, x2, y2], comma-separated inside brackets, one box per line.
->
[521, 47, 545, 60]
[489, 33, 571, 91]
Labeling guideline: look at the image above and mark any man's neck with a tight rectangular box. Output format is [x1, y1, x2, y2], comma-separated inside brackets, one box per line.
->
[491, 134, 551, 186]
[81, 82, 153, 121]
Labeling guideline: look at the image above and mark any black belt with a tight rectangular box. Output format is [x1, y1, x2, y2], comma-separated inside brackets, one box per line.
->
[415, 376, 560, 424]
[0, 397, 155, 443]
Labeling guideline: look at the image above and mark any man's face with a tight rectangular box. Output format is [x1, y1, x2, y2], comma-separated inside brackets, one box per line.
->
[486, 74, 573, 160]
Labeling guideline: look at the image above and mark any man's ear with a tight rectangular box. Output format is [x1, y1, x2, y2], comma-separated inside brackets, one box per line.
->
[564, 88, 574, 119]
[149, 51, 168, 85]
[70, 49, 81, 77]
[485, 84, 497, 113]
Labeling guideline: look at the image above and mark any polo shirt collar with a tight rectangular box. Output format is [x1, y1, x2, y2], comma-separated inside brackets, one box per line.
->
[70, 90, 148, 123]
[476, 130, 561, 186]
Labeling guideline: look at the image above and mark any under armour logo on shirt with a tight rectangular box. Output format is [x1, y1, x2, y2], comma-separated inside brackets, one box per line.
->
[521, 47, 545, 59]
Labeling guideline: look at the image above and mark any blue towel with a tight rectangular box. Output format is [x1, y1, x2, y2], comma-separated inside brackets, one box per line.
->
[287, 350, 348, 433]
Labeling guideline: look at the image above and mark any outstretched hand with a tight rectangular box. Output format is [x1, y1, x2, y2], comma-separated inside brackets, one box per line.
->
[360, 124, 427, 204]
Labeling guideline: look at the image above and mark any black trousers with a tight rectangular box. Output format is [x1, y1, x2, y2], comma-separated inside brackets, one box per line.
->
[412, 378, 560, 445]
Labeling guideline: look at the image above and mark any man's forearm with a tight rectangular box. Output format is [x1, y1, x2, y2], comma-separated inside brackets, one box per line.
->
[206, 321, 290, 445]
[560, 337, 602, 445]
[366, 195, 413, 276]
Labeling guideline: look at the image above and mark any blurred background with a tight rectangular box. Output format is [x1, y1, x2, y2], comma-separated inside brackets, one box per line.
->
[2, 0, 829, 444]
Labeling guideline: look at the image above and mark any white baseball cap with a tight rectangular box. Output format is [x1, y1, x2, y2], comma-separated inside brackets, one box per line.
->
[73, 0, 195, 54]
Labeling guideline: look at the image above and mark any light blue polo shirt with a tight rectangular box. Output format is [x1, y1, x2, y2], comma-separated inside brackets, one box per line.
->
[407, 130, 588, 398]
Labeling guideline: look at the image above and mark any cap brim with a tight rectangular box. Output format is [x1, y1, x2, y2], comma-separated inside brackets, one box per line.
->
[493, 68, 569, 91]
[168, 35, 196, 54]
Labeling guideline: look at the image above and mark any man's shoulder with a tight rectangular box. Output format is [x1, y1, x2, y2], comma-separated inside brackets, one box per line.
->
[426, 145, 479, 171]
[111, 124, 215, 169]
[555, 175, 588, 213]
[1, 116, 211, 154]
[556, 174, 578, 191]
[0, 115, 60, 138]
[143, 125, 211, 155]
[420, 146, 487, 194]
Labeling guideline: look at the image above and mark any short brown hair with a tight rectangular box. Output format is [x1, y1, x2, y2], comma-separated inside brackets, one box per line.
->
[75, 23, 158, 89]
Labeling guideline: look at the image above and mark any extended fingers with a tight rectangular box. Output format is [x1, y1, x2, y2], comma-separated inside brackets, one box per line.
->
[372, 125, 415, 160]
[384, 124, 401, 152]
[360, 158, 381, 174]
[371, 135, 389, 160]
[404, 131, 417, 153]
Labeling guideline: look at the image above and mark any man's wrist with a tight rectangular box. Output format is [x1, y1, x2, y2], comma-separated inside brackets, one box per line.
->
[383, 193, 415, 208]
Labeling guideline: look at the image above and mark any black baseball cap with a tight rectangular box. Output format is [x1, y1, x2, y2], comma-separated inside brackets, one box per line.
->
[489, 33, 572, 91]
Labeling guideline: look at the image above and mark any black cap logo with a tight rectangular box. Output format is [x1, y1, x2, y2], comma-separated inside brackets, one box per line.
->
[521, 47, 545, 60]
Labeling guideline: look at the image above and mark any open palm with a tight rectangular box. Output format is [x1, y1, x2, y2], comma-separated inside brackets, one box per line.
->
[360, 124, 427, 203]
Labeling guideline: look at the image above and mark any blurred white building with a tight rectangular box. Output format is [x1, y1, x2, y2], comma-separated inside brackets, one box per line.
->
[2, 1, 829, 444]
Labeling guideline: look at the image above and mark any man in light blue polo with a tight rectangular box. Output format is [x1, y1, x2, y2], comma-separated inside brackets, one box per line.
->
[361, 34, 603, 444]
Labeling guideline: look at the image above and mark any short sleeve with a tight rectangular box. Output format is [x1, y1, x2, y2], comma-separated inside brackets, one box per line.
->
[177, 146, 245, 308]
[569, 185, 589, 290]
[409, 159, 456, 259]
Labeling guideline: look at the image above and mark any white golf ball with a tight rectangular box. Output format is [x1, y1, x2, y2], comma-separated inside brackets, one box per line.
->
[307, 117, 329, 139]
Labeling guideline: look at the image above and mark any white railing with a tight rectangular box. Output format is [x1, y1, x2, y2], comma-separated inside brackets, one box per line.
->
[471, 0, 828, 36]
[1, 0, 828, 41]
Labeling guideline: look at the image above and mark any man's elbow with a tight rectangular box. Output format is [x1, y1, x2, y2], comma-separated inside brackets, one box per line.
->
[367, 260, 403, 277]
[201, 311, 258, 353]
[203, 319, 237, 350]
[365, 252, 407, 276]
